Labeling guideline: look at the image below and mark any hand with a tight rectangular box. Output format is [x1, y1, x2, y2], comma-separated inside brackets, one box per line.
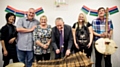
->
[100, 33, 106, 38]
[30, 26, 37, 31]
[9, 38, 15, 44]
[65, 49, 71, 56]
[56, 49, 60, 54]
[43, 45, 49, 49]
[75, 43, 79, 49]
[87, 43, 91, 48]
[107, 34, 111, 39]
[3, 50, 8, 56]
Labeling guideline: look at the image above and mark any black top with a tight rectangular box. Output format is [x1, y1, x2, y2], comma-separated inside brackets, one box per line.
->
[1, 24, 17, 53]
[72, 22, 92, 29]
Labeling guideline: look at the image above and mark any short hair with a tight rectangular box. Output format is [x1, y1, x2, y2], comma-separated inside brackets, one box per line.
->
[5, 12, 16, 22]
[28, 8, 35, 11]
[55, 17, 64, 22]
[97, 7, 105, 12]
[40, 15, 47, 20]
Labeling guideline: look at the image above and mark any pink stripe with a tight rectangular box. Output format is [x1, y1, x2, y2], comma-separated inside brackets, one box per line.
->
[109, 6, 117, 11]
[35, 7, 43, 12]
[15, 10, 26, 14]
[7, 5, 17, 11]
[90, 9, 97, 12]
[83, 5, 90, 10]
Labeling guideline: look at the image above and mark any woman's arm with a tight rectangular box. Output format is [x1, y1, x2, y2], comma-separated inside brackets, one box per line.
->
[1, 40, 8, 56]
[88, 26, 93, 45]
[72, 28, 79, 49]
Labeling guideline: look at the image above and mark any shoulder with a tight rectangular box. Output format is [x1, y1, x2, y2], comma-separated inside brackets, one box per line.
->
[72, 22, 78, 28]
[108, 18, 112, 22]
[86, 22, 92, 27]
[52, 26, 56, 30]
[34, 19, 39, 24]
[18, 17, 26, 21]
[73, 22, 77, 26]
[47, 24, 51, 28]
[92, 18, 99, 22]
[17, 17, 26, 23]
[64, 24, 72, 31]
[34, 18, 39, 22]
[52, 26, 57, 33]
[1, 25, 8, 32]
[64, 24, 71, 28]
[1, 25, 8, 29]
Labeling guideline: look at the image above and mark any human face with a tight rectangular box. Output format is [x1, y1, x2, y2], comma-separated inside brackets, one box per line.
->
[40, 17, 47, 26]
[27, 9, 35, 20]
[8, 16, 15, 24]
[55, 20, 64, 31]
[78, 13, 84, 22]
[98, 9, 105, 17]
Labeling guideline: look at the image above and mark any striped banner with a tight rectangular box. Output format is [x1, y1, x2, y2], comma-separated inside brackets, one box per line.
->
[35, 7, 44, 16]
[5, 5, 16, 13]
[81, 5, 90, 14]
[109, 6, 119, 15]
[5, 5, 44, 17]
[15, 10, 26, 17]
[89, 9, 98, 16]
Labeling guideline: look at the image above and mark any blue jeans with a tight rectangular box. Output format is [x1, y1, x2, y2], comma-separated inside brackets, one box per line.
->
[17, 48, 33, 67]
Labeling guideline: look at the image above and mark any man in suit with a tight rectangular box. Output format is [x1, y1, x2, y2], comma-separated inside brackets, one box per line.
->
[52, 17, 73, 59]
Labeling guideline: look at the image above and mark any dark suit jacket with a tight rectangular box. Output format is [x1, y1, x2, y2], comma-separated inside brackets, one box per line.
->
[52, 24, 73, 53]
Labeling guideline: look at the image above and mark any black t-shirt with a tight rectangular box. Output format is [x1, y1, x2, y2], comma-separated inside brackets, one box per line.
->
[72, 22, 92, 29]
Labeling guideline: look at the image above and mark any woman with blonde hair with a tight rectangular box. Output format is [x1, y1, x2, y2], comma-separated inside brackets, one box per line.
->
[33, 15, 52, 62]
[72, 13, 93, 58]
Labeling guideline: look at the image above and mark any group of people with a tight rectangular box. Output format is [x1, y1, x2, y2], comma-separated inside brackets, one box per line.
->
[0, 7, 113, 67]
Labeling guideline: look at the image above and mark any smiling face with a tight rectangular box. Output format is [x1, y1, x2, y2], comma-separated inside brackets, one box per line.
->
[78, 13, 85, 22]
[8, 16, 15, 24]
[6, 13, 16, 24]
[27, 8, 35, 20]
[40, 15, 47, 26]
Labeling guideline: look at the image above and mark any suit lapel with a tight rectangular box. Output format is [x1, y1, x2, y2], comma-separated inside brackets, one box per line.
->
[55, 27, 60, 39]
[64, 25, 66, 41]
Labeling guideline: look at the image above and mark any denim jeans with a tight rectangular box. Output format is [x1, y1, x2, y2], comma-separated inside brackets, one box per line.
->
[17, 48, 33, 67]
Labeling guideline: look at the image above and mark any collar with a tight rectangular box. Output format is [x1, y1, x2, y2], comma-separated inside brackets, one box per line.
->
[25, 17, 35, 21]
[97, 17, 106, 20]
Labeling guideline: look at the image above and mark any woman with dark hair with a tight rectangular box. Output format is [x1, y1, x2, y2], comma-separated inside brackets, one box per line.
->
[0, 13, 18, 67]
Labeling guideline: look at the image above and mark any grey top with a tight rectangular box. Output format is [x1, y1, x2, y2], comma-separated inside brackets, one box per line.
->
[16, 17, 39, 51]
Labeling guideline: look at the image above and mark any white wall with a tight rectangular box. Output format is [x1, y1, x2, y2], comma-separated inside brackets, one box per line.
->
[0, 0, 120, 67]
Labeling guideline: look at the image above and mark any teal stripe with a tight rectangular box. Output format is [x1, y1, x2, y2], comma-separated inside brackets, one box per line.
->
[36, 11, 44, 16]
[109, 10, 119, 15]
[81, 9, 88, 14]
[16, 14, 24, 17]
[5, 9, 14, 13]
[90, 13, 98, 16]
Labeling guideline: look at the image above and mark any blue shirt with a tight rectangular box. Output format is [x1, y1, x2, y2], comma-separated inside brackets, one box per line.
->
[16, 17, 39, 51]
[92, 18, 113, 41]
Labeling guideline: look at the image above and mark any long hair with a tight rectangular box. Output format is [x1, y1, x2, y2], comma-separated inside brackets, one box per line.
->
[77, 13, 88, 25]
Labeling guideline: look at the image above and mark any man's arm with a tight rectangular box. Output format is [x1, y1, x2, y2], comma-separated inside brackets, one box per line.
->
[16, 18, 36, 33]
[16, 27, 36, 33]
[67, 27, 73, 50]
[0, 27, 8, 56]
[51, 28, 58, 50]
